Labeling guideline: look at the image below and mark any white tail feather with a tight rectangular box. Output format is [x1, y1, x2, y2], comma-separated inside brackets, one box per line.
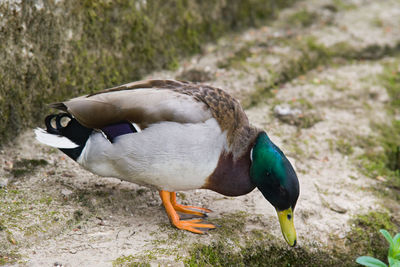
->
[34, 128, 79, 149]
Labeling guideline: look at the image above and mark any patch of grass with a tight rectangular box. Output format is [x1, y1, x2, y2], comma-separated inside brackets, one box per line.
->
[371, 17, 384, 28]
[336, 139, 354, 156]
[381, 61, 400, 110]
[0, 220, 5, 231]
[287, 9, 318, 28]
[332, 0, 357, 11]
[73, 210, 83, 222]
[10, 158, 48, 178]
[112, 255, 150, 267]
[0, 252, 20, 266]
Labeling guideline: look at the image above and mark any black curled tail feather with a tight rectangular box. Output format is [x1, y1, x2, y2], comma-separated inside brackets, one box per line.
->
[45, 113, 93, 161]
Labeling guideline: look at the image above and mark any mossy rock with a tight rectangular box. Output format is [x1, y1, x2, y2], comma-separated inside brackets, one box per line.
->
[0, 0, 298, 146]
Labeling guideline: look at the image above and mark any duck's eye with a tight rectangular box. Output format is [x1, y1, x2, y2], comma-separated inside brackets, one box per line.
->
[60, 116, 71, 127]
[287, 214, 292, 220]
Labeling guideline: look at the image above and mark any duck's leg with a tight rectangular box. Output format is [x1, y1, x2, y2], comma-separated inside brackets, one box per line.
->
[159, 190, 216, 234]
[170, 192, 212, 217]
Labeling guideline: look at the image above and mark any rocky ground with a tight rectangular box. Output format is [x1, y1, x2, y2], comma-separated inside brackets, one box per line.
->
[1, 0, 400, 266]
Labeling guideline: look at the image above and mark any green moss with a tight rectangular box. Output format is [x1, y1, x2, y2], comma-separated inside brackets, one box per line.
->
[112, 255, 150, 267]
[358, 122, 400, 194]
[357, 61, 400, 194]
[381, 61, 400, 109]
[245, 37, 333, 108]
[371, 17, 384, 28]
[332, 0, 357, 11]
[287, 9, 318, 27]
[346, 211, 399, 263]
[244, 75, 278, 108]
[185, 233, 353, 267]
[39, 196, 53, 205]
[0, 251, 20, 266]
[336, 139, 354, 156]
[245, 38, 400, 109]
[10, 159, 48, 178]
[184, 211, 400, 267]
[217, 46, 252, 69]
[212, 211, 248, 241]
[279, 37, 333, 82]
[0, 187, 68, 259]
[73, 210, 83, 222]
[0, 0, 299, 146]
[332, 42, 400, 61]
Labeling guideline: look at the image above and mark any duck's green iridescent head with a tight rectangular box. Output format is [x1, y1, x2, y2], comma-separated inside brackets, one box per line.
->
[250, 132, 300, 246]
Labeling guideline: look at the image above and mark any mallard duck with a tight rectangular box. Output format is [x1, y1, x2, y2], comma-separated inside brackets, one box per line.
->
[35, 80, 299, 246]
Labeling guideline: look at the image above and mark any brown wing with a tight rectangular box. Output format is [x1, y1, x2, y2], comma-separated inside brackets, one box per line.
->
[50, 79, 250, 143]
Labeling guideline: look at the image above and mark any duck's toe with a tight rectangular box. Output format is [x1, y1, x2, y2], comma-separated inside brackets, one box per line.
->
[174, 219, 216, 234]
[173, 204, 211, 217]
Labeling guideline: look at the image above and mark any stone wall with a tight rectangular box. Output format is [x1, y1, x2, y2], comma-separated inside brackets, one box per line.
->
[0, 0, 296, 145]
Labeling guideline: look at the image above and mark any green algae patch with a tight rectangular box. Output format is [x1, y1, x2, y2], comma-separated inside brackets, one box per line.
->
[0, 0, 298, 147]
[10, 158, 48, 178]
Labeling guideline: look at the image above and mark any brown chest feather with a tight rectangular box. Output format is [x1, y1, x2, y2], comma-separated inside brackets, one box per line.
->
[203, 150, 255, 196]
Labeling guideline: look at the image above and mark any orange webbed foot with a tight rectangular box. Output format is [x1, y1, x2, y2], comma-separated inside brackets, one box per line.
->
[159, 190, 216, 234]
[173, 219, 216, 234]
[170, 192, 212, 217]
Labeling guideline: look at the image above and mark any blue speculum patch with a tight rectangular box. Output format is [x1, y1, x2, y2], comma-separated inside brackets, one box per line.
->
[101, 122, 138, 143]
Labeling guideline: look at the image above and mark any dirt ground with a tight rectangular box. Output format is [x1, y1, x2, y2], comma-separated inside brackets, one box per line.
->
[1, 0, 400, 266]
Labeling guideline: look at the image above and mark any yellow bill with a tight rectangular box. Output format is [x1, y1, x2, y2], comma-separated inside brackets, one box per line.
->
[277, 208, 297, 247]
